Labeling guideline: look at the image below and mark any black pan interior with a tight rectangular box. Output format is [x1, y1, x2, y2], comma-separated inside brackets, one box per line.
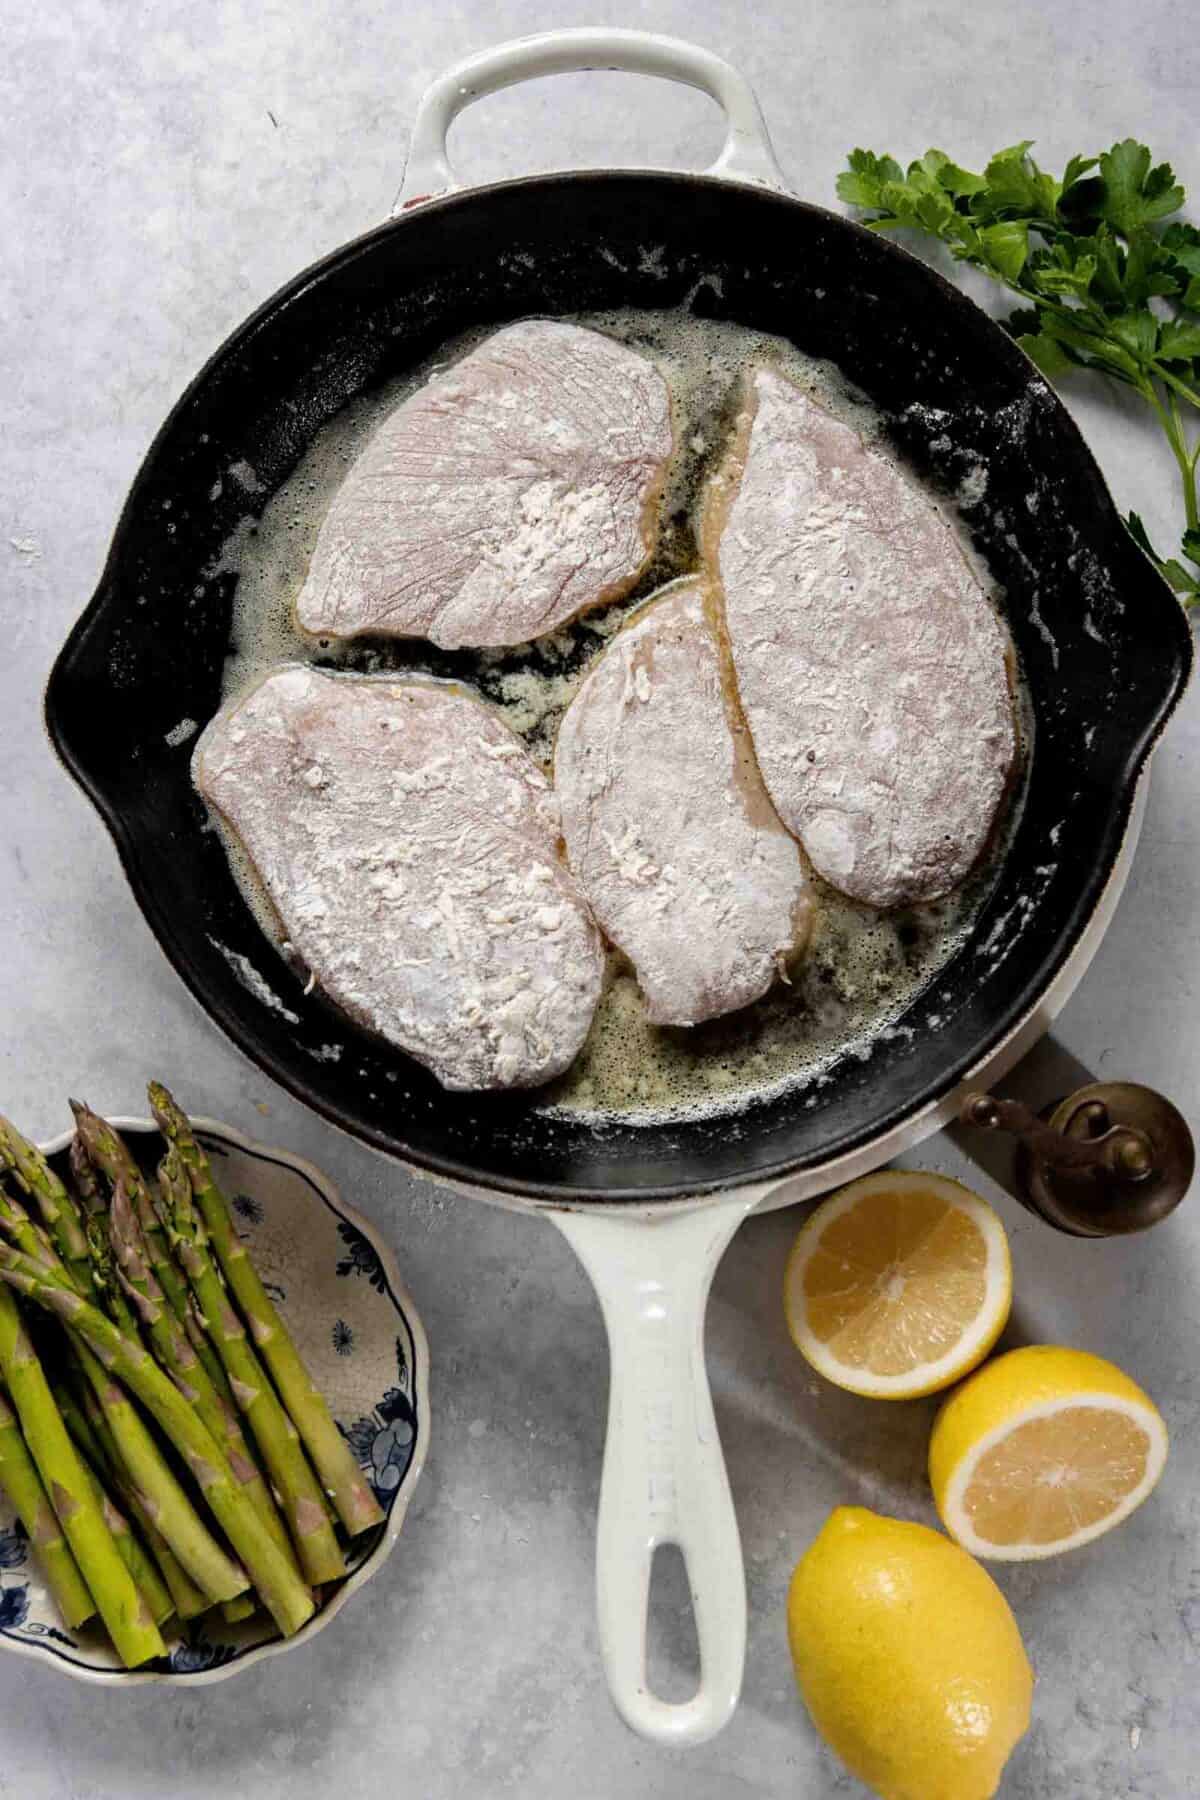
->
[46, 174, 1192, 1200]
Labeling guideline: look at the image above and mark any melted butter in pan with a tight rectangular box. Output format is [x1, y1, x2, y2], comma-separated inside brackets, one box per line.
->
[212, 307, 1025, 1126]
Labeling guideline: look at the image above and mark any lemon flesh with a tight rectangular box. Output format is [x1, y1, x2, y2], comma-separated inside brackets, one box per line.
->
[788, 1507, 1033, 1800]
[931, 1345, 1168, 1559]
[784, 1171, 1012, 1399]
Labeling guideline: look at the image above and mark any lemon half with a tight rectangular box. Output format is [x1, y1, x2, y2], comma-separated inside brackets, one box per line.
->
[930, 1345, 1168, 1560]
[784, 1171, 1012, 1399]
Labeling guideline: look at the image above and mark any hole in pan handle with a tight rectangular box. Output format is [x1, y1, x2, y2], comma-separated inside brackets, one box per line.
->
[553, 1191, 765, 1746]
[393, 27, 790, 214]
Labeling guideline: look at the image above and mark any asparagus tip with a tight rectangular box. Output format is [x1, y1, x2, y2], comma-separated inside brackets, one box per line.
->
[146, 1084, 175, 1134]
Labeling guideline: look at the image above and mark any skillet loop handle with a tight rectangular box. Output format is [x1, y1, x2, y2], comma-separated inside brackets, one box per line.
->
[552, 1195, 756, 1746]
[395, 28, 789, 213]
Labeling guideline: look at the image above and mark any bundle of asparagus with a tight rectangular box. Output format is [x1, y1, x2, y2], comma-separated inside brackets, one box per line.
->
[0, 1084, 384, 1667]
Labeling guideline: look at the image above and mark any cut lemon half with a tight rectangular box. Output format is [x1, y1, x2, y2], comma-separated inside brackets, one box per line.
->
[931, 1345, 1169, 1560]
[784, 1171, 1012, 1399]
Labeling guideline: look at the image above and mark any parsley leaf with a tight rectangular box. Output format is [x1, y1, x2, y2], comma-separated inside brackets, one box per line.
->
[836, 149, 904, 210]
[1062, 153, 1100, 194]
[1163, 222, 1200, 274]
[1159, 319, 1200, 363]
[1097, 140, 1186, 235]
[977, 220, 1029, 280]
[1015, 330, 1075, 377]
[840, 136, 1200, 611]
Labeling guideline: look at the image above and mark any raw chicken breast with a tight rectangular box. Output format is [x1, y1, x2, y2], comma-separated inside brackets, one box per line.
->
[194, 667, 604, 1091]
[294, 320, 674, 650]
[703, 367, 1016, 908]
[555, 578, 815, 1027]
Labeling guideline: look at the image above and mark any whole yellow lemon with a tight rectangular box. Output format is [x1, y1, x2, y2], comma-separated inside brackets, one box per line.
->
[788, 1507, 1033, 1800]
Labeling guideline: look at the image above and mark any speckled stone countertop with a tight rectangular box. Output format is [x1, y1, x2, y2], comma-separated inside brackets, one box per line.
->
[2, 4, 1197, 1795]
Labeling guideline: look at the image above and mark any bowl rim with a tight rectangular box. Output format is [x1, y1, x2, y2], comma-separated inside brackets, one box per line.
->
[0, 1113, 430, 1686]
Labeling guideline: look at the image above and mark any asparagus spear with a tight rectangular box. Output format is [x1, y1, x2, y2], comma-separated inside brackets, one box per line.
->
[222, 1592, 260, 1622]
[76, 1102, 239, 1415]
[69, 1136, 106, 1216]
[0, 1381, 96, 1629]
[150, 1085, 383, 1535]
[0, 1185, 59, 1273]
[105, 1181, 280, 1626]
[0, 1124, 137, 1337]
[0, 1120, 92, 1295]
[0, 1283, 164, 1666]
[71, 1103, 237, 1403]
[88, 1469, 174, 1627]
[70, 1105, 186, 1317]
[83, 1213, 143, 1340]
[72, 1371, 210, 1622]
[0, 1248, 315, 1638]
[156, 1146, 346, 1586]
[79, 1342, 248, 1606]
[109, 1184, 250, 1461]
[136, 1182, 236, 1406]
[75, 1448, 174, 1628]
[172, 1307, 269, 1630]
[48, 1375, 105, 1474]
[157, 1548, 215, 1621]
[109, 1180, 298, 1567]
[51, 1378, 176, 1628]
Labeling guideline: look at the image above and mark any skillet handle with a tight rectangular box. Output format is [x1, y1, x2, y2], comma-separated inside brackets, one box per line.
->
[552, 1192, 760, 1746]
[395, 28, 789, 213]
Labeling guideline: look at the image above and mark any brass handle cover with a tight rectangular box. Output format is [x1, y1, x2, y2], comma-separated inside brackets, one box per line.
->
[959, 1082, 1194, 1237]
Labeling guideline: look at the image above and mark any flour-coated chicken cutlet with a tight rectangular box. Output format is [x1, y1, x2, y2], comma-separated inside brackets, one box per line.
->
[294, 320, 674, 650]
[703, 366, 1016, 908]
[555, 578, 815, 1027]
[194, 667, 604, 1090]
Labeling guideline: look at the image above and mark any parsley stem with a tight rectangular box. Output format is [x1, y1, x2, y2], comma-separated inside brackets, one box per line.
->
[1168, 395, 1199, 534]
[1152, 364, 1200, 412]
[1146, 388, 1198, 533]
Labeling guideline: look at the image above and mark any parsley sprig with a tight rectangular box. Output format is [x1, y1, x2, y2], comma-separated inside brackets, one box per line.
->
[838, 140, 1200, 610]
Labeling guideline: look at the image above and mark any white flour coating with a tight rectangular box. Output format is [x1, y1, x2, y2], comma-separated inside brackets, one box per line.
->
[212, 307, 1023, 1123]
[194, 667, 604, 1091]
[293, 320, 674, 649]
[704, 367, 1017, 908]
[556, 578, 815, 1026]
[206, 938, 300, 1023]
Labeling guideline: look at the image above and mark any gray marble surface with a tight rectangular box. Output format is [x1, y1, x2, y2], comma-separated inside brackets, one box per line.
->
[3, 3, 1198, 1794]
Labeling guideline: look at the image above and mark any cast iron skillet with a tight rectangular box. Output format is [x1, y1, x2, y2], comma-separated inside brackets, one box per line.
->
[46, 57, 1191, 1208]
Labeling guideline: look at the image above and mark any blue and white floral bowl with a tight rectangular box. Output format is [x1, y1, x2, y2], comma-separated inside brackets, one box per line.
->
[0, 1116, 429, 1684]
